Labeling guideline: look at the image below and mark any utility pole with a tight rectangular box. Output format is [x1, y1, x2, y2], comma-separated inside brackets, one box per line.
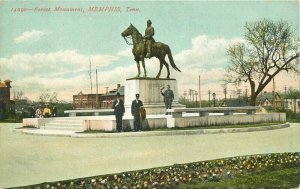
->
[192, 90, 195, 105]
[96, 69, 98, 109]
[272, 78, 275, 96]
[299, 76, 300, 91]
[199, 75, 201, 108]
[208, 90, 211, 107]
[224, 88, 227, 106]
[245, 86, 248, 102]
[105, 87, 109, 108]
[189, 89, 192, 101]
[212, 92, 216, 107]
[88, 57, 93, 94]
[284, 85, 287, 109]
[237, 89, 242, 106]
[183, 91, 187, 105]
[195, 91, 198, 107]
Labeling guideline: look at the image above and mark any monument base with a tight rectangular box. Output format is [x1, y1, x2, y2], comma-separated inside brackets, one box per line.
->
[124, 78, 185, 115]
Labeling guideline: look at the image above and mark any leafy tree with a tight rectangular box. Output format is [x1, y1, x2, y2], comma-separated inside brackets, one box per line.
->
[285, 88, 300, 99]
[225, 19, 299, 106]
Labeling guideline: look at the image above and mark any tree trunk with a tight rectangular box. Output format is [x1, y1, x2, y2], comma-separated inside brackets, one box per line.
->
[250, 95, 257, 106]
[249, 81, 257, 106]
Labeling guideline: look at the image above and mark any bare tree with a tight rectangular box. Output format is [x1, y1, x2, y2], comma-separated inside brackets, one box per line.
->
[15, 91, 24, 100]
[225, 19, 299, 105]
[38, 89, 58, 103]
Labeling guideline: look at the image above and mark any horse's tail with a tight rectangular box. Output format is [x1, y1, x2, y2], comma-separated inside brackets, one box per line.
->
[167, 46, 181, 72]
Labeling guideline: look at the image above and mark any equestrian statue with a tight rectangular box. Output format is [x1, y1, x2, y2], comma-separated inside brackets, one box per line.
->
[121, 20, 181, 78]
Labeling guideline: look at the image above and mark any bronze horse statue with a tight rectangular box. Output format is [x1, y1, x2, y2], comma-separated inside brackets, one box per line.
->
[121, 24, 181, 78]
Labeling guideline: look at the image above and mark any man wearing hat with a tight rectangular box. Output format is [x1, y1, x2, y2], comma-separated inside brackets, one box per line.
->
[131, 93, 144, 131]
[161, 85, 174, 115]
[112, 92, 125, 132]
[143, 19, 155, 58]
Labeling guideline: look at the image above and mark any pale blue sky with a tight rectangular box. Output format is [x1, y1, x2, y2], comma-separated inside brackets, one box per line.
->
[0, 1, 299, 101]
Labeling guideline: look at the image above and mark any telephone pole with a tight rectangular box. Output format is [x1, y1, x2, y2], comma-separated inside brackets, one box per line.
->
[284, 85, 287, 109]
[199, 75, 201, 108]
[104, 87, 109, 108]
[208, 90, 211, 107]
[237, 89, 242, 105]
[88, 57, 93, 94]
[96, 69, 99, 109]
[224, 87, 227, 106]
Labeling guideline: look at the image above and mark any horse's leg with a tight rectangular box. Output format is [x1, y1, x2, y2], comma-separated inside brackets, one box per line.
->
[136, 60, 141, 77]
[162, 58, 170, 78]
[156, 58, 163, 78]
[141, 58, 147, 77]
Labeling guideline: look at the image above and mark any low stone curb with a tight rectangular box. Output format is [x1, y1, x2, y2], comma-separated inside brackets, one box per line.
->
[13, 123, 290, 138]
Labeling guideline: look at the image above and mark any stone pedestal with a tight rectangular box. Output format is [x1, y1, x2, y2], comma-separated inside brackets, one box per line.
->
[124, 78, 185, 115]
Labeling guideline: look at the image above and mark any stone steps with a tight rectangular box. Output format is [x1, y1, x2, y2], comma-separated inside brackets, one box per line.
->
[42, 118, 84, 132]
[45, 122, 82, 126]
[42, 126, 83, 131]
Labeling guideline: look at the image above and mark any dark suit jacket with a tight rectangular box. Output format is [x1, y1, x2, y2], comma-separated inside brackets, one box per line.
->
[112, 99, 125, 116]
[161, 89, 174, 102]
[131, 99, 143, 116]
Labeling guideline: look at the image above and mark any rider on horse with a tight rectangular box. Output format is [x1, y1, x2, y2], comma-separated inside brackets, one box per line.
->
[143, 20, 155, 58]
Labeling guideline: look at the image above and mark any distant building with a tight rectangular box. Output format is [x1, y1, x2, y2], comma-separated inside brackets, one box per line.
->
[101, 84, 124, 109]
[73, 84, 124, 109]
[257, 92, 282, 112]
[73, 91, 102, 109]
[285, 99, 300, 113]
[0, 80, 12, 114]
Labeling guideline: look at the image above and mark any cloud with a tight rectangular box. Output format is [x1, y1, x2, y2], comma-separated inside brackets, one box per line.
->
[2, 34, 298, 101]
[0, 50, 119, 79]
[174, 35, 243, 70]
[14, 30, 47, 44]
[166, 35, 245, 99]
[117, 48, 132, 57]
[0, 50, 120, 101]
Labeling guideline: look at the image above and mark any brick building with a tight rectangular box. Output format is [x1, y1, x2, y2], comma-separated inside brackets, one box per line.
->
[73, 84, 124, 109]
[0, 80, 12, 114]
[73, 91, 101, 109]
[101, 85, 124, 109]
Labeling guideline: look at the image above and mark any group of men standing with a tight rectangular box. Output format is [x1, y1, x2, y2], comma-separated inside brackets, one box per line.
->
[112, 92, 144, 132]
[112, 85, 174, 132]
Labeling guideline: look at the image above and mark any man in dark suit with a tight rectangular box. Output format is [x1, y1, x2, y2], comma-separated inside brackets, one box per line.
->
[161, 85, 174, 115]
[112, 92, 125, 132]
[131, 93, 143, 131]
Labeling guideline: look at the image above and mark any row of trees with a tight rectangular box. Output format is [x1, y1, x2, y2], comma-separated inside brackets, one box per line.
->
[14, 89, 58, 103]
[179, 87, 300, 108]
